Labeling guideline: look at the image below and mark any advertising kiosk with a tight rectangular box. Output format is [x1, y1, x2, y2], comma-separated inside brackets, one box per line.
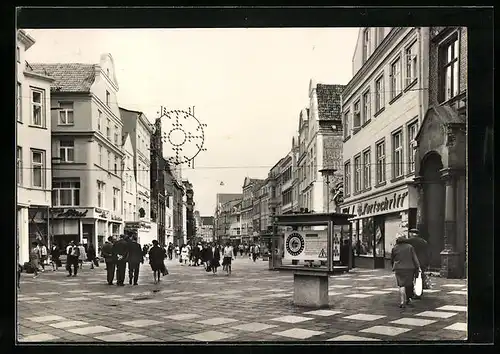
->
[270, 212, 354, 308]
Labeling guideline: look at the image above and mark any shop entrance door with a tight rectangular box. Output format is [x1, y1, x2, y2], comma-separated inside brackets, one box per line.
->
[373, 216, 386, 269]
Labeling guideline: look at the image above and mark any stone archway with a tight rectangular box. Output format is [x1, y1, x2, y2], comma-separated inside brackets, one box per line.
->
[420, 151, 445, 269]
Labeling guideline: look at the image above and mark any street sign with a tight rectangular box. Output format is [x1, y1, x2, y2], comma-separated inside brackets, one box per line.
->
[318, 248, 326, 258]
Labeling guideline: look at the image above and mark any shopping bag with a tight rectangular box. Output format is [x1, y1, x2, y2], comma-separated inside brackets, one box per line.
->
[414, 271, 423, 297]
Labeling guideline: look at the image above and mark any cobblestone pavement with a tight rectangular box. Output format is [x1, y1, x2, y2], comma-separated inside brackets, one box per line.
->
[17, 256, 467, 343]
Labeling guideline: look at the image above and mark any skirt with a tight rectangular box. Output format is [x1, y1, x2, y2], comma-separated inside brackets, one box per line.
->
[395, 269, 416, 287]
[210, 259, 220, 268]
[150, 262, 163, 272]
[222, 257, 232, 266]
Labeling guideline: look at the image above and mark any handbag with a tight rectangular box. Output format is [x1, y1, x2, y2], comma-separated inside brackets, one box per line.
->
[414, 270, 423, 297]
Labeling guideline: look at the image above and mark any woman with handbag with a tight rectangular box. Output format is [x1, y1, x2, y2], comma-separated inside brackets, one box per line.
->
[390, 236, 421, 308]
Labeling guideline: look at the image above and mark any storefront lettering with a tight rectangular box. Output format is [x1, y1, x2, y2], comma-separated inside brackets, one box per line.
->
[357, 191, 408, 217]
[111, 215, 122, 221]
[52, 208, 88, 218]
[95, 208, 109, 219]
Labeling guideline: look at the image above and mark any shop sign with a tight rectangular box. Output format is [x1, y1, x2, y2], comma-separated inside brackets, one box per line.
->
[51, 208, 89, 218]
[356, 191, 409, 217]
[111, 215, 122, 221]
[95, 208, 109, 219]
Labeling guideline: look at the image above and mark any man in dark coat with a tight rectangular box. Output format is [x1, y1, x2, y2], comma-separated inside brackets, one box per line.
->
[112, 235, 129, 286]
[405, 229, 431, 295]
[101, 236, 115, 284]
[127, 236, 143, 285]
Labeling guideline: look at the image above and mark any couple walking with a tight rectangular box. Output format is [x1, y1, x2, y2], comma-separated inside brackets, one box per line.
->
[391, 229, 430, 308]
[101, 235, 143, 286]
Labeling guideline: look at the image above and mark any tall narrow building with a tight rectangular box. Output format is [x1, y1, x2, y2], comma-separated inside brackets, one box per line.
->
[16, 30, 54, 264]
[32, 53, 124, 249]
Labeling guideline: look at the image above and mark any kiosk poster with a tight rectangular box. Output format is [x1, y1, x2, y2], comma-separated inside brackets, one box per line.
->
[284, 230, 327, 261]
[332, 230, 341, 261]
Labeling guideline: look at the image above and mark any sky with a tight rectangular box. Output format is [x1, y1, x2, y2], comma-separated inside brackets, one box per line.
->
[24, 28, 359, 216]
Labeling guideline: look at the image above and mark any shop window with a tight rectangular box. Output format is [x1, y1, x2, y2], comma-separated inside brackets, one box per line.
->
[359, 217, 374, 256]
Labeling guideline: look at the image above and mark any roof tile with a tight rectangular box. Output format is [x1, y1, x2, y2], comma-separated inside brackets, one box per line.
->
[316, 84, 345, 120]
[30, 63, 96, 93]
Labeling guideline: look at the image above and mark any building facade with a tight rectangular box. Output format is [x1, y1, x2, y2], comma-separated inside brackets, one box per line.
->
[241, 178, 265, 243]
[16, 30, 54, 264]
[165, 194, 173, 246]
[32, 53, 124, 249]
[340, 27, 429, 269]
[150, 118, 165, 246]
[214, 193, 242, 243]
[228, 201, 242, 242]
[165, 162, 183, 246]
[121, 132, 138, 235]
[297, 81, 345, 215]
[413, 27, 467, 278]
[120, 107, 154, 244]
[183, 180, 196, 245]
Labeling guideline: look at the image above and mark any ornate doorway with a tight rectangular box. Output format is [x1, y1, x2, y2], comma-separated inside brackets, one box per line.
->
[421, 152, 445, 269]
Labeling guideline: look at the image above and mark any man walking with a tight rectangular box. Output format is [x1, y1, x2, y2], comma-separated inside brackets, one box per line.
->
[167, 242, 174, 260]
[66, 241, 80, 277]
[113, 235, 129, 286]
[252, 243, 260, 262]
[101, 237, 115, 285]
[29, 241, 41, 278]
[128, 236, 143, 285]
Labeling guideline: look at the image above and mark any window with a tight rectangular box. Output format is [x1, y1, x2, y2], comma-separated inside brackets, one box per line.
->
[113, 188, 119, 211]
[97, 110, 102, 131]
[16, 46, 20, 63]
[407, 121, 419, 173]
[58, 102, 74, 125]
[344, 161, 351, 196]
[362, 89, 371, 124]
[98, 144, 103, 166]
[362, 28, 371, 63]
[354, 155, 362, 193]
[343, 110, 350, 139]
[114, 156, 118, 174]
[31, 149, 45, 188]
[106, 90, 110, 106]
[375, 27, 384, 47]
[405, 41, 418, 86]
[375, 76, 384, 112]
[59, 140, 75, 162]
[52, 179, 80, 206]
[17, 146, 22, 185]
[390, 58, 402, 99]
[353, 100, 361, 129]
[363, 149, 371, 189]
[114, 125, 119, 145]
[31, 88, 45, 127]
[17, 83, 22, 122]
[440, 34, 460, 102]
[97, 181, 105, 208]
[106, 118, 111, 139]
[376, 140, 386, 184]
[107, 151, 111, 171]
[392, 130, 404, 178]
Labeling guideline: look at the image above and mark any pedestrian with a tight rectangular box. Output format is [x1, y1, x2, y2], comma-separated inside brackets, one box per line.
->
[50, 244, 61, 271]
[222, 242, 234, 276]
[77, 242, 87, 269]
[87, 243, 97, 269]
[148, 240, 165, 284]
[181, 244, 189, 265]
[249, 245, 254, 259]
[209, 242, 221, 275]
[113, 235, 129, 286]
[405, 229, 431, 297]
[29, 241, 41, 278]
[128, 236, 143, 285]
[174, 245, 180, 259]
[168, 242, 174, 260]
[65, 241, 80, 277]
[39, 243, 48, 272]
[101, 237, 115, 285]
[252, 243, 260, 262]
[391, 236, 421, 308]
[238, 244, 244, 257]
[232, 243, 238, 258]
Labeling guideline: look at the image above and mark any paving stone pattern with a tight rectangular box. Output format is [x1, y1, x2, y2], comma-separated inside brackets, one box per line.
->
[17, 257, 467, 342]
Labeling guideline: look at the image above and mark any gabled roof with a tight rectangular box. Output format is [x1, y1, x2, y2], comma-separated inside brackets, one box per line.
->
[316, 84, 345, 120]
[30, 63, 96, 93]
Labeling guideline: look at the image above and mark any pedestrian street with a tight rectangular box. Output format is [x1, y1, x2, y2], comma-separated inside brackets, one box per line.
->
[17, 257, 467, 343]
